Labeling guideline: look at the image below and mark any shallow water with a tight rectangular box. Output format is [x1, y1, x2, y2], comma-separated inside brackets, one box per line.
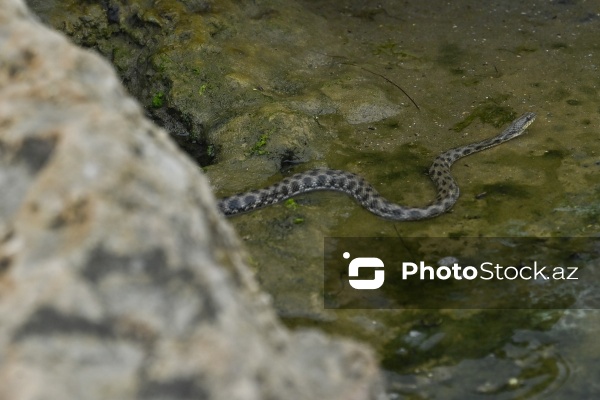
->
[220, 1, 600, 398]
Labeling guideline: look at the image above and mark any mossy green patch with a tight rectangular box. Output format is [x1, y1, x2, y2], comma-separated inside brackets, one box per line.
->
[285, 198, 299, 210]
[151, 91, 165, 108]
[372, 40, 399, 56]
[153, 54, 172, 74]
[249, 130, 271, 156]
[206, 144, 215, 158]
[452, 97, 516, 132]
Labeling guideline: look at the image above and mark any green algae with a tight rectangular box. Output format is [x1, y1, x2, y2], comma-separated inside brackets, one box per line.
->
[285, 198, 299, 210]
[249, 131, 271, 156]
[198, 83, 208, 96]
[452, 98, 517, 132]
[151, 91, 165, 108]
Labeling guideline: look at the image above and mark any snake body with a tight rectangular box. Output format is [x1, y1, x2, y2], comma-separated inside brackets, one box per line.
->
[218, 112, 536, 220]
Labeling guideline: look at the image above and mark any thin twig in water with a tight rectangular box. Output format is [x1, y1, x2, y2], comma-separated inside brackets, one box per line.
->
[358, 66, 420, 110]
[309, 52, 420, 111]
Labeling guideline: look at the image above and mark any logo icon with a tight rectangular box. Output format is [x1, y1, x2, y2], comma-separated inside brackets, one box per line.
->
[344, 252, 385, 290]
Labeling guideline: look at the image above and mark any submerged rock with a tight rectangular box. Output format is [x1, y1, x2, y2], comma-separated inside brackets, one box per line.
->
[0, 1, 386, 399]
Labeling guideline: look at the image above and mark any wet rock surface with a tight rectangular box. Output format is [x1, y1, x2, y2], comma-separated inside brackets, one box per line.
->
[0, 1, 386, 399]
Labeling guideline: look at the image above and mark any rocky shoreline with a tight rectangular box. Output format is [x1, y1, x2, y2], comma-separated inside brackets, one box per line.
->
[0, 1, 386, 399]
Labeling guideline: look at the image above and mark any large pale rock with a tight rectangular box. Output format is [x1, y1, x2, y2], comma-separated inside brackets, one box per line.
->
[0, 1, 386, 399]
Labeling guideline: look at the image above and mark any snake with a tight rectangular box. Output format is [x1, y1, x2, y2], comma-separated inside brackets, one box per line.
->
[218, 112, 536, 220]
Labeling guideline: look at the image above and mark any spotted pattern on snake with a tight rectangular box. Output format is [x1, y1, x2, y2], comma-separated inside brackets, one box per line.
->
[218, 112, 536, 220]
